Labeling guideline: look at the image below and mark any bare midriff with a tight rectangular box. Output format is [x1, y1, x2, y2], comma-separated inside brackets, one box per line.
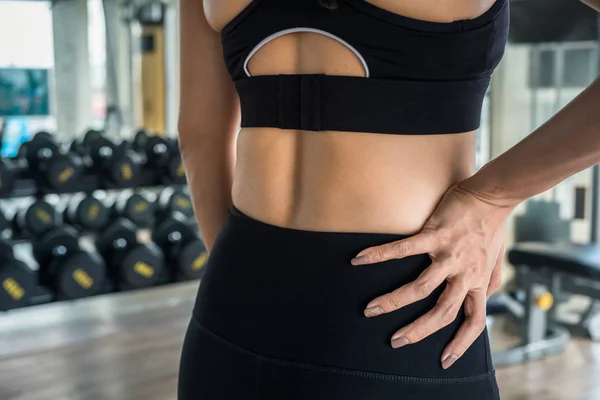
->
[205, 0, 493, 234]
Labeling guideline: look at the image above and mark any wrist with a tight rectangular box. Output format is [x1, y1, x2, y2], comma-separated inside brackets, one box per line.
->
[458, 169, 521, 212]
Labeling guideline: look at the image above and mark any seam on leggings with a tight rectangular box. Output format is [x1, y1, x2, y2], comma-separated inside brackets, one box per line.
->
[191, 317, 496, 385]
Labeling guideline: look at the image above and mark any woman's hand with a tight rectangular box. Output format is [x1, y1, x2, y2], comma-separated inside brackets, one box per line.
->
[351, 183, 512, 369]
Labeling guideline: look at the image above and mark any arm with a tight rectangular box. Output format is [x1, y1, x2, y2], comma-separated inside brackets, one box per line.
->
[461, 75, 600, 208]
[178, 0, 240, 251]
[351, 0, 600, 369]
[462, 0, 600, 205]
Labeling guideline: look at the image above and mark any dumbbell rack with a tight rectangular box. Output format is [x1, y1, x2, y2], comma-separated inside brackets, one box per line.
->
[0, 133, 206, 312]
[0, 168, 169, 199]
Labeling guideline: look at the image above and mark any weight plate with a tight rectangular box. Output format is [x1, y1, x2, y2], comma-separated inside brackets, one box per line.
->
[122, 194, 153, 227]
[76, 196, 110, 231]
[45, 153, 83, 190]
[133, 130, 150, 152]
[88, 137, 115, 163]
[24, 135, 57, 168]
[178, 239, 207, 280]
[0, 259, 35, 311]
[95, 219, 139, 261]
[152, 217, 196, 248]
[167, 156, 187, 184]
[145, 136, 171, 166]
[167, 191, 194, 219]
[110, 155, 140, 187]
[83, 130, 103, 147]
[33, 226, 80, 268]
[22, 201, 57, 236]
[55, 251, 106, 299]
[32, 131, 53, 143]
[120, 243, 164, 288]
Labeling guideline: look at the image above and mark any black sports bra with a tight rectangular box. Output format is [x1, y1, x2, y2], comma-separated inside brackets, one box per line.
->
[221, 0, 510, 134]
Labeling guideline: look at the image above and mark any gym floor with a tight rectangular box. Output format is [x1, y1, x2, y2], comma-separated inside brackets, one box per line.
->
[0, 283, 599, 400]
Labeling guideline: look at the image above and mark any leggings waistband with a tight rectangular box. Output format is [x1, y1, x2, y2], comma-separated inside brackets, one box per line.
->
[193, 208, 494, 380]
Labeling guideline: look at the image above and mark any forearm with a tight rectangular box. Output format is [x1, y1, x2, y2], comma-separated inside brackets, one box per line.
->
[462, 76, 600, 208]
[180, 134, 236, 251]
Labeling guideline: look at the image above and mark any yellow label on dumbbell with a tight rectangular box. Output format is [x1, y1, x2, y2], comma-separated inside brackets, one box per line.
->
[175, 197, 191, 210]
[88, 204, 100, 221]
[72, 268, 94, 289]
[35, 209, 52, 224]
[2, 278, 25, 300]
[133, 202, 149, 214]
[177, 162, 185, 177]
[192, 253, 208, 271]
[58, 167, 75, 183]
[536, 292, 554, 311]
[134, 262, 154, 278]
[122, 164, 133, 181]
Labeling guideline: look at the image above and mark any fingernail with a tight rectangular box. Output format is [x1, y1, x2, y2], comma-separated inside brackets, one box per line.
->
[351, 255, 368, 266]
[364, 306, 384, 317]
[442, 354, 458, 369]
[391, 336, 409, 349]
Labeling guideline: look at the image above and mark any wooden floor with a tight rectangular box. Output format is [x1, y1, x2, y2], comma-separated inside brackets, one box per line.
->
[1, 282, 599, 400]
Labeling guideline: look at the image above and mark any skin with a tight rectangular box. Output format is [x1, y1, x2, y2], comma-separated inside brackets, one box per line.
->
[179, 0, 600, 371]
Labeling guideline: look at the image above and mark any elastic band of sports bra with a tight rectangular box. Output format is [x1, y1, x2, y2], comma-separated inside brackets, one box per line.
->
[236, 74, 490, 134]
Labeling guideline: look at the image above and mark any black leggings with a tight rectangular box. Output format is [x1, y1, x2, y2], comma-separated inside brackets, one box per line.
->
[178, 208, 500, 399]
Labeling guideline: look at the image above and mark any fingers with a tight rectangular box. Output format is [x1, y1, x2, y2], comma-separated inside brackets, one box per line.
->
[351, 232, 437, 266]
[487, 244, 504, 298]
[440, 290, 487, 369]
[388, 279, 469, 349]
[364, 263, 449, 317]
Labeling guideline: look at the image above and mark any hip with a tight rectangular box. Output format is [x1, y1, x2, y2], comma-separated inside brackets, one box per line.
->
[192, 207, 495, 381]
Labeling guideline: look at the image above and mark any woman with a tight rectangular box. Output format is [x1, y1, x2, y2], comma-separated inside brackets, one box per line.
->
[177, 0, 600, 398]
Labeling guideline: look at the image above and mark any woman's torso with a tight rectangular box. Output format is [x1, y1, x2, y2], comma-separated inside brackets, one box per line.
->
[205, 0, 501, 235]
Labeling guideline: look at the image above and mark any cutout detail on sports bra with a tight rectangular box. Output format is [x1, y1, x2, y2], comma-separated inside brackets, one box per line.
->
[243, 27, 371, 78]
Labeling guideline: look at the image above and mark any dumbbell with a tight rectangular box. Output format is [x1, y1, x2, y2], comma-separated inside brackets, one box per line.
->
[63, 193, 111, 232]
[96, 218, 165, 290]
[133, 129, 151, 152]
[17, 131, 53, 158]
[13, 200, 58, 238]
[135, 133, 186, 184]
[33, 225, 106, 300]
[0, 207, 9, 235]
[156, 188, 194, 221]
[0, 158, 17, 196]
[0, 239, 35, 311]
[23, 134, 84, 190]
[153, 217, 207, 281]
[113, 192, 155, 228]
[20, 132, 84, 191]
[71, 134, 141, 188]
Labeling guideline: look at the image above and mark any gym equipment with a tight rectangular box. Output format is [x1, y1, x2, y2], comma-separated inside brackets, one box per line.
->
[33, 225, 106, 300]
[156, 187, 194, 220]
[20, 133, 84, 191]
[0, 239, 35, 311]
[0, 158, 17, 195]
[153, 217, 207, 281]
[71, 135, 141, 187]
[13, 200, 58, 237]
[113, 192, 155, 228]
[64, 193, 111, 232]
[96, 218, 165, 290]
[133, 129, 151, 152]
[491, 242, 600, 366]
[139, 135, 185, 184]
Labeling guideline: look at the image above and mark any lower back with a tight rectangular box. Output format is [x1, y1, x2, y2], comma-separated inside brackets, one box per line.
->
[233, 128, 477, 234]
